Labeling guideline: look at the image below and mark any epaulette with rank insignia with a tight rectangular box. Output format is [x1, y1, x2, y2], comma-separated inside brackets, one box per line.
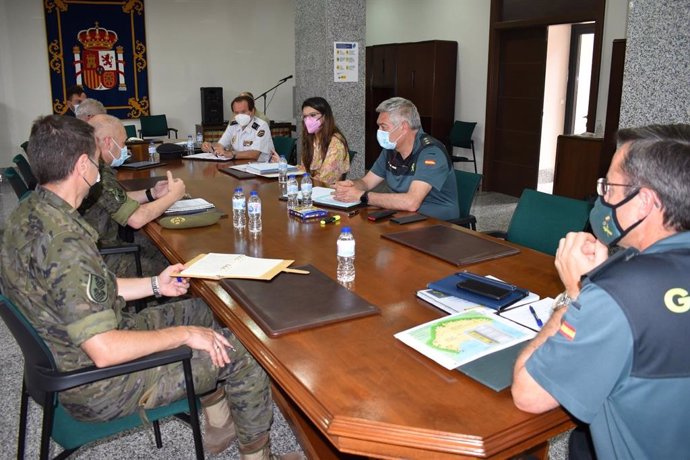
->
[419, 134, 452, 168]
[251, 121, 260, 130]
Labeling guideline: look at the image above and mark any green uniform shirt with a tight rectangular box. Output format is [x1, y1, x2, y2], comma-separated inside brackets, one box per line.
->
[80, 163, 140, 243]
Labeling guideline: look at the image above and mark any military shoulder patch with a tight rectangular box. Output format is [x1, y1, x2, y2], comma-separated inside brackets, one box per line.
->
[87, 273, 109, 304]
[108, 186, 127, 204]
[257, 129, 265, 137]
[424, 159, 437, 166]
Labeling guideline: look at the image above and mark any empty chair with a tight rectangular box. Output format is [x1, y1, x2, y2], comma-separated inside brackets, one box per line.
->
[3, 166, 31, 200]
[124, 124, 137, 139]
[0, 295, 204, 460]
[13, 154, 37, 190]
[272, 136, 297, 164]
[449, 170, 482, 230]
[488, 188, 593, 255]
[139, 115, 178, 138]
[449, 121, 477, 173]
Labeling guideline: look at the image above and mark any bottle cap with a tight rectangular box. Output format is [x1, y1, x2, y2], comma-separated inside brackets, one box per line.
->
[250, 191, 258, 196]
[342, 226, 351, 232]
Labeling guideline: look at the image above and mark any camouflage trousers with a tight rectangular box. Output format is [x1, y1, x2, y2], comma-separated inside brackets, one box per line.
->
[60, 297, 273, 446]
[102, 232, 169, 278]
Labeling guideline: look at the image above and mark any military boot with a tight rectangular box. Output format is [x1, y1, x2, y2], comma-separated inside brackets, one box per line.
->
[239, 433, 305, 460]
[200, 387, 237, 454]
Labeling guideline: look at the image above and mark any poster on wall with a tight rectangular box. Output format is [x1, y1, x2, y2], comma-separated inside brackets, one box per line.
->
[334, 42, 358, 82]
[43, 0, 150, 119]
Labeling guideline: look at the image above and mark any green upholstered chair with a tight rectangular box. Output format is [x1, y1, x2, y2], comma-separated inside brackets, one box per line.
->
[13, 154, 37, 190]
[3, 166, 31, 200]
[124, 124, 137, 139]
[449, 170, 482, 230]
[489, 189, 593, 256]
[272, 136, 297, 164]
[139, 115, 178, 139]
[449, 121, 477, 173]
[0, 295, 204, 460]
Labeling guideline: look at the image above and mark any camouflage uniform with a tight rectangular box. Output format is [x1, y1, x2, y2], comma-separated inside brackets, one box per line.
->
[0, 187, 273, 445]
[79, 163, 169, 277]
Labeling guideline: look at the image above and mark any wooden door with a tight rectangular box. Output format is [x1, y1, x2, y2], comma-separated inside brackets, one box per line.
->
[487, 27, 547, 196]
[365, 44, 397, 169]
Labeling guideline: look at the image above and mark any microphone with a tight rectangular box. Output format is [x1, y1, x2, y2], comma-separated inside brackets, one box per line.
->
[279, 74, 293, 82]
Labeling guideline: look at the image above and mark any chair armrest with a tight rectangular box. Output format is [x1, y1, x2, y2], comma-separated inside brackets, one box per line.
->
[35, 346, 193, 393]
[485, 230, 507, 239]
[97, 242, 140, 256]
[168, 128, 179, 139]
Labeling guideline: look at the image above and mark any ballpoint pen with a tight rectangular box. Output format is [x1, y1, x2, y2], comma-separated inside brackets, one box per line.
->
[529, 305, 543, 328]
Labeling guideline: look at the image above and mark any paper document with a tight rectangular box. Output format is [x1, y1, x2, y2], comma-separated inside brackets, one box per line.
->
[499, 297, 555, 331]
[165, 198, 215, 215]
[180, 253, 295, 280]
[395, 307, 536, 370]
[311, 186, 360, 209]
[183, 152, 232, 162]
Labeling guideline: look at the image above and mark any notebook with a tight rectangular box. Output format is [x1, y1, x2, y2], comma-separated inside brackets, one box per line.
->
[382, 225, 519, 266]
[118, 160, 167, 170]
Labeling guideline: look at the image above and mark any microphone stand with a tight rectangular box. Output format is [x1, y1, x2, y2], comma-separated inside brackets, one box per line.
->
[254, 75, 292, 115]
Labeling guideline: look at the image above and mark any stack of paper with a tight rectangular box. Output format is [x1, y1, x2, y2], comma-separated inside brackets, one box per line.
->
[246, 163, 298, 174]
[164, 198, 215, 215]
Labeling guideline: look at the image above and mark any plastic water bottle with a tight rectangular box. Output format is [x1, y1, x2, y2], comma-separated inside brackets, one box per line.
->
[301, 173, 313, 208]
[186, 135, 194, 155]
[337, 227, 356, 284]
[232, 187, 246, 229]
[148, 140, 156, 162]
[248, 191, 262, 233]
[286, 175, 299, 210]
[196, 130, 203, 145]
[278, 156, 288, 196]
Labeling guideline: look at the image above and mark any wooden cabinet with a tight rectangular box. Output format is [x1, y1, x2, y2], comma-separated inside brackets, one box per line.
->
[553, 134, 603, 200]
[365, 40, 457, 169]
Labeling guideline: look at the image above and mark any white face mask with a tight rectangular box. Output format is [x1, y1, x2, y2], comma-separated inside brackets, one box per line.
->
[235, 113, 251, 127]
[109, 139, 131, 167]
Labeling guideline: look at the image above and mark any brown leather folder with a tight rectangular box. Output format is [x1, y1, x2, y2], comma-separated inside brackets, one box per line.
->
[382, 225, 519, 266]
[220, 264, 379, 337]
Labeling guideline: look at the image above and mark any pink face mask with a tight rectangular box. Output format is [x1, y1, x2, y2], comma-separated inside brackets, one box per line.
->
[304, 116, 322, 134]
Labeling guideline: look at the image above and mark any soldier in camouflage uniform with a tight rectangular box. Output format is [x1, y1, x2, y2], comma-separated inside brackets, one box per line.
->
[79, 114, 186, 277]
[0, 115, 287, 459]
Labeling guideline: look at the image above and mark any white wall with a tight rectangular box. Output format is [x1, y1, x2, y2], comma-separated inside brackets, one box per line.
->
[366, 0, 629, 174]
[0, 0, 295, 167]
[366, 0, 490, 172]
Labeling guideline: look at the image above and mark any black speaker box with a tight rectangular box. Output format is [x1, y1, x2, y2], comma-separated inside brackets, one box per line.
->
[201, 87, 224, 124]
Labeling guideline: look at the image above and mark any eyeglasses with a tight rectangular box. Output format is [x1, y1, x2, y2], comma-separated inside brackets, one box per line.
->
[302, 112, 321, 120]
[596, 177, 637, 197]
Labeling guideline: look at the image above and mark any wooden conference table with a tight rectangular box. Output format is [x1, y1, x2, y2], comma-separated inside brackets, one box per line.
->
[117, 160, 574, 459]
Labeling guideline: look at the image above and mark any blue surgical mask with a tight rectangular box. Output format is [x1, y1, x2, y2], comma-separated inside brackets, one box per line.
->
[589, 191, 645, 247]
[377, 125, 401, 150]
[110, 139, 131, 167]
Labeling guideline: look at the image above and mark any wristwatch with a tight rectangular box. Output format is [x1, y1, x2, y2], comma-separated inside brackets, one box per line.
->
[553, 291, 572, 311]
[360, 191, 369, 205]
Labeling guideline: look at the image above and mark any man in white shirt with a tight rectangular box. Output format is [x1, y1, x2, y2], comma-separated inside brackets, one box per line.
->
[202, 95, 274, 162]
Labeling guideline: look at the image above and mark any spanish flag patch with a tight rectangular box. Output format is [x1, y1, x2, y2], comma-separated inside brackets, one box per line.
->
[559, 320, 576, 341]
[424, 159, 436, 166]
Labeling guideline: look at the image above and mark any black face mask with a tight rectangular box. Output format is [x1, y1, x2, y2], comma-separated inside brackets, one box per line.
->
[589, 190, 646, 247]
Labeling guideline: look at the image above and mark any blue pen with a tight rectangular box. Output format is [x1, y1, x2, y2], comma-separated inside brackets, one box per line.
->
[529, 305, 543, 328]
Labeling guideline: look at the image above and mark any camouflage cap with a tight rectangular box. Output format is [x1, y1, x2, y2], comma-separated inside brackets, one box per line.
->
[158, 211, 223, 229]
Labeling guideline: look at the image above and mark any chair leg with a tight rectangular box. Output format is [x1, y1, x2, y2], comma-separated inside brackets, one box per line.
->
[183, 358, 204, 460]
[153, 420, 163, 448]
[39, 395, 55, 460]
[17, 381, 29, 460]
[53, 448, 78, 460]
